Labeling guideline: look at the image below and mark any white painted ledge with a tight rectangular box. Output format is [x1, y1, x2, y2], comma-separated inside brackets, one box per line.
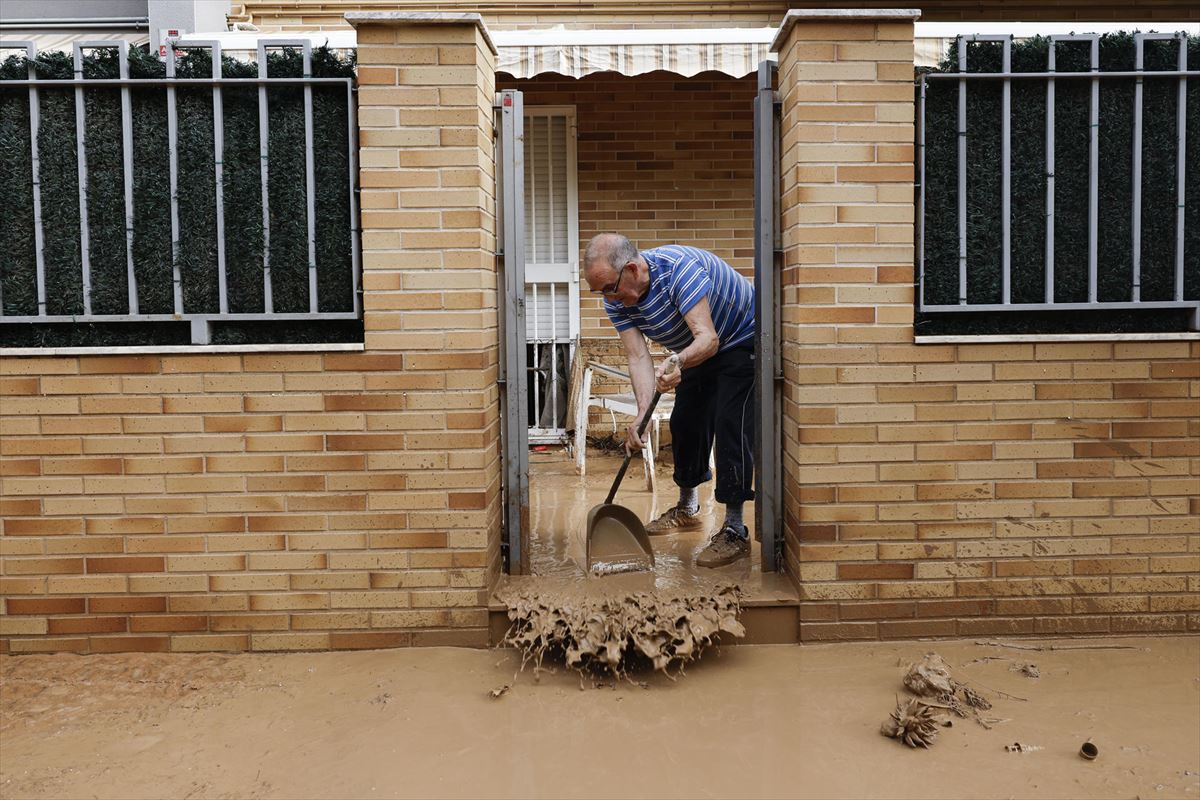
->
[344, 11, 497, 55]
[0, 343, 366, 357]
[771, 8, 921, 52]
[916, 333, 1200, 344]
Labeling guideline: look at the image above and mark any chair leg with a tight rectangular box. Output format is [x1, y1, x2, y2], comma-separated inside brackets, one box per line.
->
[575, 368, 592, 476]
[643, 435, 656, 494]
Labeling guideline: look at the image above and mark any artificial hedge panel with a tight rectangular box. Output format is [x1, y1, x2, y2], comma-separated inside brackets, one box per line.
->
[82, 48, 131, 315]
[918, 33, 1198, 334]
[0, 57, 38, 315]
[129, 59, 175, 315]
[219, 57, 267, 314]
[0, 45, 356, 346]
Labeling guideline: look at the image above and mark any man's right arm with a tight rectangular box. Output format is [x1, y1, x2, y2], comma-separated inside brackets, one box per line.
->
[619, 327, 655, 450]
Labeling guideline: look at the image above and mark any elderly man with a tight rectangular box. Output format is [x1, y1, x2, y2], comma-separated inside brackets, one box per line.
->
[583, 233, 756, 568]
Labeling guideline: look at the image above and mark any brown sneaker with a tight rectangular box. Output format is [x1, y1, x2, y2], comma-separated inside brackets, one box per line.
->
[644, 504, 703, 535]
[696, 526, 750, 568]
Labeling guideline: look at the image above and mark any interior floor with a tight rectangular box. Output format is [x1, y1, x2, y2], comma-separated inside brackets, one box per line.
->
[508, 449, 796, 603]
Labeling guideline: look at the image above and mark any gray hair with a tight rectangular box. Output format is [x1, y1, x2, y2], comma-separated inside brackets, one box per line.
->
[583, 233, 638, 274]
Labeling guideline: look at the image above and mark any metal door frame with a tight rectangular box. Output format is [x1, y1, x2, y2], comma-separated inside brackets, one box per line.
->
[753, 60, 783, 573]
[498, 67, 781, 575]
[496, 89, 529, 574]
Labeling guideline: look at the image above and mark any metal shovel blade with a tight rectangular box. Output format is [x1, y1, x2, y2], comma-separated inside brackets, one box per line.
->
[584, 362, 675, 577]
[585, 502, 655, 576]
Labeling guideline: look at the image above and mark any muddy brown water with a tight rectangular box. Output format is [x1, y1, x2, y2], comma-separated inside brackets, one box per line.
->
[497, 452, 791, 674]
[1, 638, 1197, 799]
[525, 452, 793, 601]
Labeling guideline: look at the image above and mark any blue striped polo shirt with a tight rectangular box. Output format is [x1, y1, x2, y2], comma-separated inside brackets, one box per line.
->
[604, 245, 755, 354]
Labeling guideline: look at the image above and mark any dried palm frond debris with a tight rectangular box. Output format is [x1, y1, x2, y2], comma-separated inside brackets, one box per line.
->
[881, 698, 941, 748]
[881, 651, 1010, 747]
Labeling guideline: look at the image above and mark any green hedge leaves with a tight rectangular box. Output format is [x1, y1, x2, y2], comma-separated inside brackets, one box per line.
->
[0, 45, 356, 344]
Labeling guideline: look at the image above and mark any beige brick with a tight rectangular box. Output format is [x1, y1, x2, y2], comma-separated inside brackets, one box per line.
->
[210, 574, 290, 592]
[915, 561, 990, 579]
[44, 575, 127, 594]
[212, 615, 288, 632]
[798, 543, 877, 562]
[127, 575, 207, 593]
[1150, 555, 1200, 573]
[880, 463, 954, 481]
[170, 595, 248, 613]
[995, 441, 1075, 460]
[290, 573, 371, 591]
[334, 591, 411, 609]
[247, 553, 327, 571]
[876, 582, 953, 599]
[290, 612, 370, 631]
[171, 634, 248, 652]
[0, 618, 49, 635]
[249, 593, 329, 611]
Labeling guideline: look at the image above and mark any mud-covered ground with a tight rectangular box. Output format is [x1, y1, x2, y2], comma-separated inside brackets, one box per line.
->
[1, 637, 1197, 799]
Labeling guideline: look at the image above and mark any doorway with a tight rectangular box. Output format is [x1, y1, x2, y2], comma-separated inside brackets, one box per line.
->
[496, 64, 782, 580]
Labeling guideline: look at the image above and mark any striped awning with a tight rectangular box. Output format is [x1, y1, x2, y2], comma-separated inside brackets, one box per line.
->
[0, 30, 151, 54]
[491, 28, 776, 80]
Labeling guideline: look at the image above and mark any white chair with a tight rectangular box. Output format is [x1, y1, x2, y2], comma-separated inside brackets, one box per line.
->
[573, 361, 674, 493]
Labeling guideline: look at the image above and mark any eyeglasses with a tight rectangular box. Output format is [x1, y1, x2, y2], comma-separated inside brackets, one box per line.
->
[591, 264, 628, 297]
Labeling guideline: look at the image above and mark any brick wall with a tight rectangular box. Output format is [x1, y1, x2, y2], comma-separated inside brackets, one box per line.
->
[775, 11, 1200, 642]
[4, 9, 1198, 654]
[0, 15, 503, 654]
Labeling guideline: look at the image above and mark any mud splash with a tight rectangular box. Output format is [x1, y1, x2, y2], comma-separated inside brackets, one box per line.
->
[500, 584, 744, 678]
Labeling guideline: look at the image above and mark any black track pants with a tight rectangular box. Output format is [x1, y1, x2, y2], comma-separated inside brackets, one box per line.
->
[669, 345, 756, 505]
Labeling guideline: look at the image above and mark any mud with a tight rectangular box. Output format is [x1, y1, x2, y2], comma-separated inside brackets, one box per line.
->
[499, 584, 744, 677]
[528, 452, 773, 595]
[1, 637, 1197, 799]
[903, 652, 994, 724]
[0, 653, 248, 737]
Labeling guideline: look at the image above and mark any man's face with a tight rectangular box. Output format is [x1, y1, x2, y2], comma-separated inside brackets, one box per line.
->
[586, 261, 640, 307]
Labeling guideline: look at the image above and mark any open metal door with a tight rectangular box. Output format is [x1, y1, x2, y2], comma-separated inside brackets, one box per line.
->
[497, 89, 529, 574]
[522, 106, 580, 443]
[753, 61, 783, 572]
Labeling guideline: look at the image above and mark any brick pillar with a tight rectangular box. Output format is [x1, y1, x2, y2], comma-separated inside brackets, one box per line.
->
[346, 12, 502, 644]
[773, 10, 919, 636]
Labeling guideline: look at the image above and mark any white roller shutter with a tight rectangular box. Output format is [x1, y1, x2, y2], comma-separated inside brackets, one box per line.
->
[521, 107, 579, 440]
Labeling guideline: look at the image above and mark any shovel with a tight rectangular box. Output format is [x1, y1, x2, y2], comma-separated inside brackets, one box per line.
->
[584, 356, 678, 575]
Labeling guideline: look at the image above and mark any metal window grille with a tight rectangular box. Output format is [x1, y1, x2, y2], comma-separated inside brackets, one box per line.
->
[917, 33, 1198, 327]
[0, 39, 361, 344]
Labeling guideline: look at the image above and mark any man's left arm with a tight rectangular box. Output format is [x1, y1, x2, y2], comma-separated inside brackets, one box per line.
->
[656, 296, 719, 391]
